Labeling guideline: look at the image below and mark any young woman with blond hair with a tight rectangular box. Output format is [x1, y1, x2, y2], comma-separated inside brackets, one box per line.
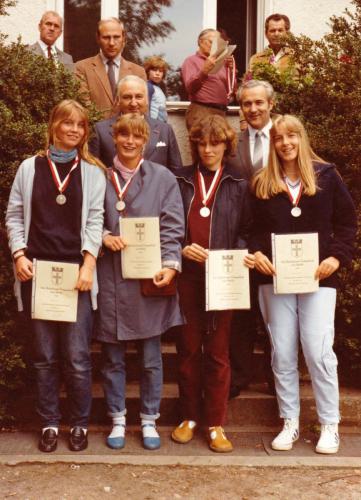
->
[250, 114, 356, 454]
[6, 99, 106, 453]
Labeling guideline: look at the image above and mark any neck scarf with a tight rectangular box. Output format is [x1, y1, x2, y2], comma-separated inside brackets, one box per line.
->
[49, 145, 78, 164]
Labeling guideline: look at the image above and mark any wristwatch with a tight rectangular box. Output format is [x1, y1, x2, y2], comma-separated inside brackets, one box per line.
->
[13, 250, 25, 261]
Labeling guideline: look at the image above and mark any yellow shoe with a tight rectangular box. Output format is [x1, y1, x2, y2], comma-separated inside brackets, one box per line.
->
[208, 426, 233, 453]
[171, 420, 197, 444]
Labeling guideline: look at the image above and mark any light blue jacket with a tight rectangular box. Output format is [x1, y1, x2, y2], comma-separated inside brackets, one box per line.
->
[5, 155, 106, 311]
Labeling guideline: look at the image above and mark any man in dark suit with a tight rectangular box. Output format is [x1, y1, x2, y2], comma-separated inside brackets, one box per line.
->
[75, 18, 146, 119]
[28, 11, 73, 72]
[228, 79, 275, 397]
[89, 75, 182, 171]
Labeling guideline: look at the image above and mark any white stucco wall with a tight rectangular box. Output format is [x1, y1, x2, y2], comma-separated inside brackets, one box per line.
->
[0, 0, 47, 44]
[267, 0, 352, 39]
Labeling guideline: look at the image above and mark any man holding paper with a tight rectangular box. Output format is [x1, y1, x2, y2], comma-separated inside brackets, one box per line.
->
[250, 115, 356, 455]
[181, 29, 236, 130]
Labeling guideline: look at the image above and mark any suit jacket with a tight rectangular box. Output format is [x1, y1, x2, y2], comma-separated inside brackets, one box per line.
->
[227, 129, 260, 181]
[75, 54, 147, 118]
[89, 114, 182, 171]
[28, 42, 74, 72]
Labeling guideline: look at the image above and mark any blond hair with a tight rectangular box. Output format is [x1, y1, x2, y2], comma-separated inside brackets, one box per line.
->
[42, 99, 105, 170]
[189, 115, 237, 163]
[252, 114, 324, 199]
[112, 113, 150, 143]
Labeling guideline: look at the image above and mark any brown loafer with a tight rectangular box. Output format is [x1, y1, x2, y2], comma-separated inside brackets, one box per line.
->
[208, 426, 233, 453]
[171, 420, 197, 444]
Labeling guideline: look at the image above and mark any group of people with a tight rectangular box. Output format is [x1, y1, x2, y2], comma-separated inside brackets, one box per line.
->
[5, 10, 357, 456]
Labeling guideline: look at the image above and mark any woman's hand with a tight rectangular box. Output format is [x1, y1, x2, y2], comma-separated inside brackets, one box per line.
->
[153, 268, 177, 288]
[15, 256, 33, 282]
[243, 253, 256, 269]
[315, 256, 340, 281]
[76, 251, 96, 291]
[103, 234, 127, 252]
[254, 251, 276, 276]
[182, 243, 208, 263]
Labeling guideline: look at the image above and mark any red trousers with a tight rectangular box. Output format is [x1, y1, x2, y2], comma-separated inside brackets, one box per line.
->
[176, 275, 233, 426]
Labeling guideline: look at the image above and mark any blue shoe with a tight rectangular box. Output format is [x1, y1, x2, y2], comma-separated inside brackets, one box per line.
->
[142, 423, 161, 450]
[106, 424, 125, 449]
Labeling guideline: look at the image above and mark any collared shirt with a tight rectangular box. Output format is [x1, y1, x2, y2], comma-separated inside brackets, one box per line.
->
[181, 51, 228, 105]
[38, 39, 57, 60]
[99, 51, 121, 82]
[270, 46, 287, 64]
[248, 120, 273, 167]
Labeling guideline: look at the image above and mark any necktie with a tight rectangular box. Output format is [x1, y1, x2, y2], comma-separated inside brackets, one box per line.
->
[47, 45, 53, 60]
[253, 131, 263, 169]
[107, 59, 117, 99]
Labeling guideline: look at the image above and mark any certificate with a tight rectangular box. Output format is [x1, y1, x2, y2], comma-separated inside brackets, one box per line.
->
[209, 36, 236, 74]
[120, 217, 162, 279]
[31, 260, 79, 322]
[206, 249, 250, 311]
[272, 233, 319, 294]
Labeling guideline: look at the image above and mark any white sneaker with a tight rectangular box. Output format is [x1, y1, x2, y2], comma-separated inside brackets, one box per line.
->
[271, 418, 299, 451]
[316, 424, 339, 454]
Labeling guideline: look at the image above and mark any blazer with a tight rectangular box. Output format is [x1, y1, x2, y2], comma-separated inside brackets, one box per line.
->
[28, 42, 74, 72]
[75, 54, 147, 118]
[89, 114, 182, 171]
[227, 129, 260, 181]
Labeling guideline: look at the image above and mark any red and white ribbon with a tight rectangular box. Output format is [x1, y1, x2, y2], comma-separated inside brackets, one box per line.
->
[46, 151, 79, 194]
[197, 165, 223, 209]
[110, 159, 143, 202]
[226, 55, 236, 99]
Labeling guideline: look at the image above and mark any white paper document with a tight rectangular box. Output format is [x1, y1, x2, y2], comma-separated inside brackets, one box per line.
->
[31, 259, 79, 322]
[206, 249, 250, 311]
[272, 232, 319, 294]
[209, 36, 236, 74]
[121, 217, 162, 279]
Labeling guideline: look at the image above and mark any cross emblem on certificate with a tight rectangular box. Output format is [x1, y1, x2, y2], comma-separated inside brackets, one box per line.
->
[291, 239, 303, 258]
[51, 266, 64, 285]
[135, 223, 145, 242]
[222, 255, 233, 273]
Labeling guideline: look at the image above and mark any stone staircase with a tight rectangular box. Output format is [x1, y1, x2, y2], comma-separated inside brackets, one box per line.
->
[11, 334, 361, 429]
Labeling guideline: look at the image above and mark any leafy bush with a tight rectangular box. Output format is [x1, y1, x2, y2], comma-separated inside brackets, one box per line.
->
[251, 0, 361, 386]
[0, 34, 100, 423]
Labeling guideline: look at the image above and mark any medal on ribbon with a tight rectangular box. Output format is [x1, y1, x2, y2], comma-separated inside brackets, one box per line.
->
[284, 178, 302, 217]
[47, 151, 80, 205]
[197, 165, 223, 218]
[110, 159, 143, 212]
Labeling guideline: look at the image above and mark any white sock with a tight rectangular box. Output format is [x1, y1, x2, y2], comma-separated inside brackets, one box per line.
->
[141, 418, 159, 438]
[109, 416, 126, 438]
[42, 426, 58, 435]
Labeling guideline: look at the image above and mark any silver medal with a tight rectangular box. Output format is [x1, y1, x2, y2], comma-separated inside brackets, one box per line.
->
[291, 206, 301, 217]
[116, 200, 126, 212]
[56, 193, 67, 205]
[200, 206, 210, 218]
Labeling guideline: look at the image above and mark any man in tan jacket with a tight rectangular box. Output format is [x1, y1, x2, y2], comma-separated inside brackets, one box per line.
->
[75, 18, 146, 118]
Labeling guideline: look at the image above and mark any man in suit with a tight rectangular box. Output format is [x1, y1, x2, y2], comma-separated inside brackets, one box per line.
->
[89, 75, 182, 171]
[228, 79, 275, 397]
[28, 11, 74, 72]
[75, 18, 146, 119]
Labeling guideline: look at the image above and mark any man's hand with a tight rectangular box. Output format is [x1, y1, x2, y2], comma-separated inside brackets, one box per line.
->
[202, 55, 217, 75]
[15, 256, 33, 282]
[182, 243, 208, 263]
[153, 268, 177, 288]
[103, 234, 127, 251]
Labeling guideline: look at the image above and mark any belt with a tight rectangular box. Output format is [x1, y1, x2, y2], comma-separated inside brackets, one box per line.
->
[192, 101, 227, 112]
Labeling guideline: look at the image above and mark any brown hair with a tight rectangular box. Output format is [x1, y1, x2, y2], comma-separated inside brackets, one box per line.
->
[113, 113, 150, 143]
[43, 99, 105, 170]
[189, 115, 237, 163]
[252, 114, 325, 199]
[143, 56, 168, 78]
[265, 13, 291, 32]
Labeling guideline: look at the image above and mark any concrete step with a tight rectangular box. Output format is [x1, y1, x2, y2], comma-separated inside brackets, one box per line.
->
[11, 382, 361, 427]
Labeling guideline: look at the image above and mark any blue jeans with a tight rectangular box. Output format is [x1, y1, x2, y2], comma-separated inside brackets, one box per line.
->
[258, 285, 339, 424]
[101, 336, 162, 420]
[21, 281, 93, 428]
